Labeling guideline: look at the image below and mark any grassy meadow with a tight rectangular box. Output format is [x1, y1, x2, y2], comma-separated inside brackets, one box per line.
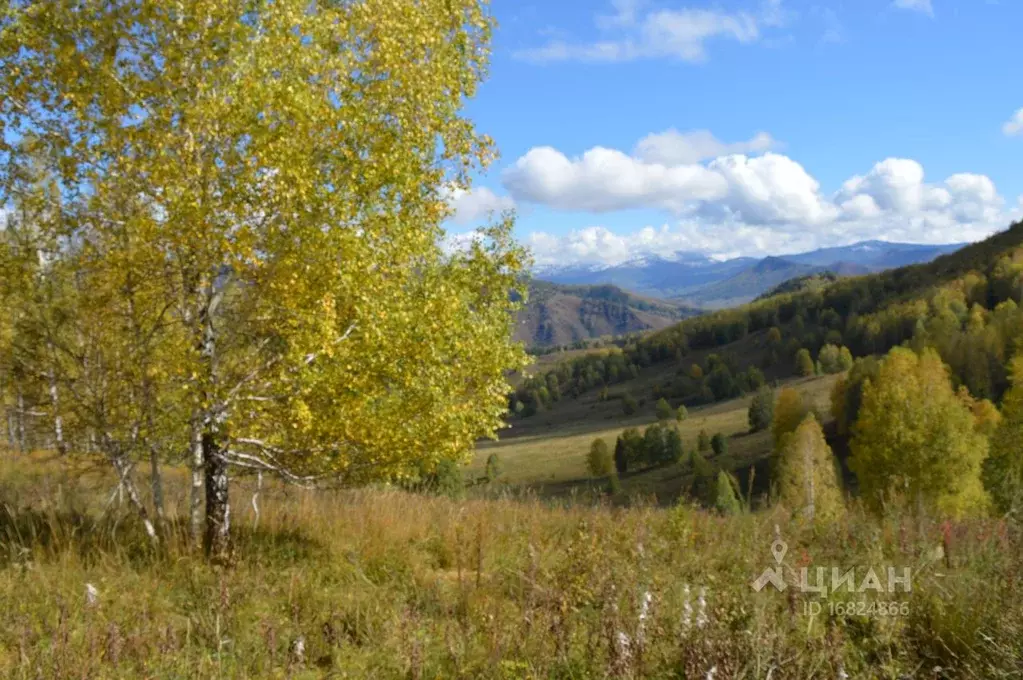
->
[2, 375, 1021, 679]
[473, 373, 839, 502]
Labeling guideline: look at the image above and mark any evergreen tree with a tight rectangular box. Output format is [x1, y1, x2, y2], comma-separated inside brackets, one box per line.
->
[697, 429, 711, 452]
[850, 347, 990, 517]
[587, 438, 614, 478]
[776, 415, 844, 523]
[619, 428, 645, 468]
[614, 436, 628, 475]
[655, 397, 673, 422]
[690, 449, 718, 507]
[711, 433, 728, 457]
[715, 471, 743, 515]
[676, 405, 689, 422]
[748, 386, 775, 433]
[643, 425, 667, 466]
[984, 357, 1023, 515]
[666, 427, 685, 463]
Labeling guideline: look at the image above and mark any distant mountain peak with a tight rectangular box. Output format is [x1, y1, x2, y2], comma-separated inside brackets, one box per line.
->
[752, 256, 799, 273]
[532, 239, 966, 310]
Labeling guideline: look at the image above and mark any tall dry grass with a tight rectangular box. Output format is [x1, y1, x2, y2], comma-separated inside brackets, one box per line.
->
[0, 453, 1020, 678]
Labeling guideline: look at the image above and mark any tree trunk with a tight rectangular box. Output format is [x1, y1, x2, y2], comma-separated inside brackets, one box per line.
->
[803, 437, 815, 521]
[48, 367, 66, 456]
[203, 433, 230, 563]
[149, 445, 166, 534]
[189, 414, 205, 548]
[111, 454, 158, 546]
[16, 388, 26, 453]
[5, 408, 14, 449]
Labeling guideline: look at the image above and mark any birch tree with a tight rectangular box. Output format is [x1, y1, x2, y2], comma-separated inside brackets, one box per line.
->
[0, 0, 526, 561]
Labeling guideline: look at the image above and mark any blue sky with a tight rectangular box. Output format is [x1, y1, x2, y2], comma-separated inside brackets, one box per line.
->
[445, 0, 1023, 266]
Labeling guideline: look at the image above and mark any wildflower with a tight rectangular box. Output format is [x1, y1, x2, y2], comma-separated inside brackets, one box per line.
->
[637, 590, 652, 645]
[696, 586, 708, 629]
[682, 584, 693, 630]
[85, 583, 99, 608]
[290, 635, 306, 665]
[617, 631, 631, 662]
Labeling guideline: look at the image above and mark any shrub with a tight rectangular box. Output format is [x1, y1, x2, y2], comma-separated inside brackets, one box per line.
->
[434, 459, 464, 498]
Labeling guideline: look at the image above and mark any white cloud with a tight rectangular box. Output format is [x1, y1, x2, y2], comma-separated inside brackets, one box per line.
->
[441, 186, 515, 225]
[502, 145, 727, 213]
[893, 0, 934, 16]
[634, 129, 777, 165]
[835, 158, 951, 214]
[703, 153, 838, 225]
[505, 136, 1017, 267]
[1003, 108, 1023, 136]
[515, 0, 787, 64]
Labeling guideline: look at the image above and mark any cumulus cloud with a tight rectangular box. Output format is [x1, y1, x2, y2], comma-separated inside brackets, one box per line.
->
[441, 186, 516, 226]
[504, 136, 1018, 267]
[634, 129, 777, 165]
[515, 0, 787, 64]
[1003, 108, 1023, 137]
[502, 146, 726, 213]
[893, 0, 934, 16]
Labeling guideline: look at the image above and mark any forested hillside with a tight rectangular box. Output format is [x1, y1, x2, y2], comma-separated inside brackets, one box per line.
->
[513, 220, 1023, 417]
[515, 281, 701, 348]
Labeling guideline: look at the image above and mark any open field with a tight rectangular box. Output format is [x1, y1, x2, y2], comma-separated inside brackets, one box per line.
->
[473, 374, 841, 503]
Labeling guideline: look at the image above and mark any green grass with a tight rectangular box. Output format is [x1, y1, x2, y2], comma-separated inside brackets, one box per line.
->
[474, 374, 840, 502]
[0, 451, 1021, 678]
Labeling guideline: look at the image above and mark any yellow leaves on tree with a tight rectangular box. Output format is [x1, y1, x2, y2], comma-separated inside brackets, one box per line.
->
[775, 415, 844, 524]
[772, 387, 808, 449]
[984, 357, 1023, 515]
[850, 347, 989, 518]
[0, 0, 527, 556]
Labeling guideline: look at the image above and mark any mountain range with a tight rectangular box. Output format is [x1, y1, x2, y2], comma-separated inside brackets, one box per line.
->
[535, 240, 967, 309]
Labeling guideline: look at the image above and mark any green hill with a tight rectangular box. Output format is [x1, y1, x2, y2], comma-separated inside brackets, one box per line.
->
[502, 219, 1023, 498]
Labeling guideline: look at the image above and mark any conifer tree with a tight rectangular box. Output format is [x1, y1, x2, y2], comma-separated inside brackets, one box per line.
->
[587, 438, 614, 478]
[748, 386, 774, 433]
[714, 470, 743, 515]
